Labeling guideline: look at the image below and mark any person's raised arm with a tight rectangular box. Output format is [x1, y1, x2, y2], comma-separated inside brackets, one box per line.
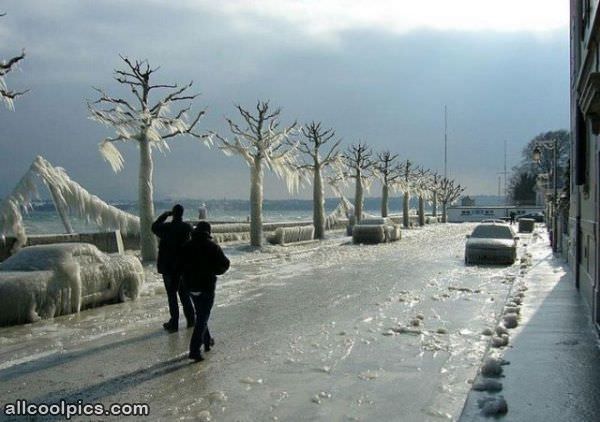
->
[151, 211, 172, 237]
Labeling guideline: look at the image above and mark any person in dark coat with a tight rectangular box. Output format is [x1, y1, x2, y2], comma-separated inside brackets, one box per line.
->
[151, 204, 195, 332]
[180, 221, 230, 362]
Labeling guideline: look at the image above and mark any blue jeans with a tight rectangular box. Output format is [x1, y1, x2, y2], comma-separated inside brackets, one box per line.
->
[189, 291, 215, 356]
[163, 273, 195, 328]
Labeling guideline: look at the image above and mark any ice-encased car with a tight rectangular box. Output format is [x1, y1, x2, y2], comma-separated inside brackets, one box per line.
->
[0, 243, 144, 326]
[464, 223, 518, 265]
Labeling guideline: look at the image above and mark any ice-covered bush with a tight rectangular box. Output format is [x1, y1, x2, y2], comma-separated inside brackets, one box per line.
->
[384, 224, 402, 242]
[352, 222, 401, 244]
[352, 225, 385, 244]
[210, 224, 251, 234]
[212, 232, 251, 244]
[268, 225, 315, 245]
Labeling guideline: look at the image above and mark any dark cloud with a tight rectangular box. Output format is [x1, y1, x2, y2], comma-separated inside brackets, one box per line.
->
[0, 1, 568, 199]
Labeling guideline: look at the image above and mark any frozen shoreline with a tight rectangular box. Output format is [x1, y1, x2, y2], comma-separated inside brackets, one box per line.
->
[0, 223, 525, 421]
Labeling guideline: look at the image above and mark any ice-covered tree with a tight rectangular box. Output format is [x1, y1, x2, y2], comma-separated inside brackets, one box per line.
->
[438, 177, 465, 223]
[343, 142, 373, 222]
[1, 13, 27, 110]
[429, 172, 440, 217]
[88, 56, 207, 261]
[374, 151, 401, 218]
[414, 168, 432, 226]
[396, 160, 419, 228]
[296, 121, 342, 239]
[212, 101, 301, 247]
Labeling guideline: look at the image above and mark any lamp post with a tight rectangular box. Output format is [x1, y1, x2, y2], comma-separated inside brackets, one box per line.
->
[532, 139, 558, 253]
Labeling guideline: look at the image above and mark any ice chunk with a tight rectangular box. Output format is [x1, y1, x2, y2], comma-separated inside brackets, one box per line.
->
[196, 410, 212, 421]
[472, 379, 503, 392]
[504, 306, 520, 315]
[502, 313, 519, 329]
[481, 328, 493, 336]
[208, 391, 228, 404]
[491, 335, 509, 348]
[410, 318, 422, 327]
[359, 370, 378, 380]
[495, 325, 509, 336]
[478, 396, 508, 416]
[481, 357, 504, 377]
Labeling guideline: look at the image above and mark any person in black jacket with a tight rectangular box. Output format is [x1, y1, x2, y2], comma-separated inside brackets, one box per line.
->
[180, 221, 230, 362]
[151, 204, 195, 332]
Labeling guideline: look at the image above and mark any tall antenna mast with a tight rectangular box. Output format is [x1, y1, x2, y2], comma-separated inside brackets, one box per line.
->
[444, 105, 448, 179]
[504, 140, 507, 204]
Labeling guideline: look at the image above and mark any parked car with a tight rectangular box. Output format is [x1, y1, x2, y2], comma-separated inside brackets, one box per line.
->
[0, 243, 144, 326]
[464, 223, 519, 265]
[517, 212, 544, 222]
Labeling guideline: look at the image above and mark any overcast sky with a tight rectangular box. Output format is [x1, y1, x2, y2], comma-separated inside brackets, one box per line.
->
[0, 0, 569, 200]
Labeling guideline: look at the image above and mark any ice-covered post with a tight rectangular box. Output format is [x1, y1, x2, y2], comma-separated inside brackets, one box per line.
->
[438, 177, 464, 223]
[374, 151, 401, 218]
[212, 101, 301, 247]
[343, 143, 373, 223]
[295, 122, 342, 239]
[88, 56, 207, 261]
[0, 13, 27, 110]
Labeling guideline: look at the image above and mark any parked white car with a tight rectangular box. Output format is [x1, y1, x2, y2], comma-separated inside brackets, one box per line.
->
[464, 223, 519, 265]
[0, 243, 144, 326]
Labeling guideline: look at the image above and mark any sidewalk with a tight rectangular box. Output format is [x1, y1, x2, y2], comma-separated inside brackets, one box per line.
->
[460, 233, 600, 421]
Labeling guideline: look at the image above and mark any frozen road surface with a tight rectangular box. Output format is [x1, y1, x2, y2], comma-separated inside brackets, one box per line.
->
[0, 224, 523, 421]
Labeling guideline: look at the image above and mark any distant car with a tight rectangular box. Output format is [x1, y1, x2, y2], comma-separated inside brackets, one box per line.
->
[517, 212, 544, 222]
[0, 243, 144, 326]
[481, 219, 508, 224]
[464, 223, 519, 265]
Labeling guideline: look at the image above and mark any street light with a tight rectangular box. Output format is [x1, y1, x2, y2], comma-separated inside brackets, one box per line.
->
[532, 139, 558, 253]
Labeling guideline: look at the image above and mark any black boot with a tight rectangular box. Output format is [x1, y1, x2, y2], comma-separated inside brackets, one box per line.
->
[188, 352, 204, 362]
[163, 321, 178, 333]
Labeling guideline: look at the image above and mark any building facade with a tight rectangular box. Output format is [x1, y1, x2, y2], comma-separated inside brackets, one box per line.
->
[446, 205, 542, 223]
[570, 0, 600, 328]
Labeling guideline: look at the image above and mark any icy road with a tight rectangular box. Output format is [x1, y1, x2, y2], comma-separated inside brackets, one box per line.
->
[0, 223, 522, 421]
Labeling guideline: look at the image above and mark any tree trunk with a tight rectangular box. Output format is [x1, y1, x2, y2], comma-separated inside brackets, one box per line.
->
[442, 202, 447, 223]
[381, 184, 389, 217]
[418, 195, 425, 226]
[432, 191, 437, 217]
[354, 170, 363, 222]
[403, 192, 410, 228]
[313, 165, 325, 239]
[138, 137, 157, 261]
[48, 184, 74, 234]
[250, 157, 264, 247]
